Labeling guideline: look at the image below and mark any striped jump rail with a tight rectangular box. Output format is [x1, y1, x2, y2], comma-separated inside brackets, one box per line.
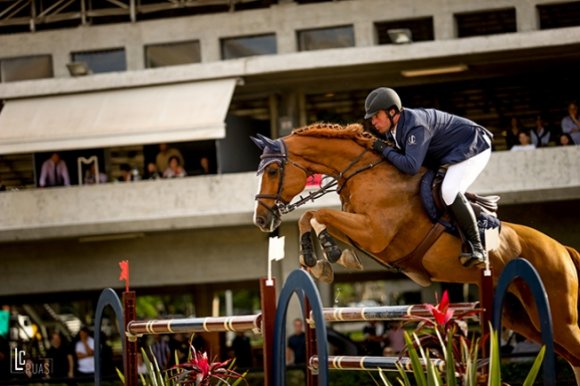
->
[309, 355, 446, 373]
[127, 313, 262, 336]
[314, 302, 480, 323]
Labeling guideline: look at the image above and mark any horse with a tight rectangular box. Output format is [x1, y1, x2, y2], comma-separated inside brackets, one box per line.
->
[251, 122, 580, 383]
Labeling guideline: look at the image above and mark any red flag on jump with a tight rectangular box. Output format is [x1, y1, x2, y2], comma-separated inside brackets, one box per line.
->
[119, 260, 129, 292]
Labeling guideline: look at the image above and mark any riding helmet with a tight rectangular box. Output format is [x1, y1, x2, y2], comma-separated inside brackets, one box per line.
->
[364, 87, 402, 119]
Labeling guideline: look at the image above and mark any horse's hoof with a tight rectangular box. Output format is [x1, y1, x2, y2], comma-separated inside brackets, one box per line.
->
[325, 247, 342, 263]
[337, 249, 363, 270]
[310, 260, 334, 283]
[300, 252, 317, 267]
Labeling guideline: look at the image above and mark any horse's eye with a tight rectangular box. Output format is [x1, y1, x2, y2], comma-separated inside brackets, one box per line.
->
[267, 167, 278, 176]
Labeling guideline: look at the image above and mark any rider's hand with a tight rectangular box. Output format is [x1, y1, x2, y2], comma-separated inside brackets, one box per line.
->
[372, 139, 388, 154]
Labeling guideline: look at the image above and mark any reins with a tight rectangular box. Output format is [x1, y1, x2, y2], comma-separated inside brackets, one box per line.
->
[255, 139, 385, 216]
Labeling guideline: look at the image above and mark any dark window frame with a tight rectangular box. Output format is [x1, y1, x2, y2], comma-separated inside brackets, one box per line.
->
[144, 39, 202, 68]
[0, 54, 53, 83]
[374, 17, 434, 44]
[220, 33, 277, 60]
[455, 7, 517, 38]
[71, 47, 127, 74]
[297, 24, 355, 52]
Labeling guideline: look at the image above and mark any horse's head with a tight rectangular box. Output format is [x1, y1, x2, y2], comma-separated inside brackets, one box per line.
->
[251, 134, 309, 232]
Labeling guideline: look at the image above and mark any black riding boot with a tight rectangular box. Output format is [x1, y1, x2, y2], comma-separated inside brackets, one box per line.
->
[448, 193, 486, 268]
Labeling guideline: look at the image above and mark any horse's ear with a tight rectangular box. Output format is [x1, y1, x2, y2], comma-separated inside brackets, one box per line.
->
[257, 133, 279, 151]
[250, 136, 265, 150]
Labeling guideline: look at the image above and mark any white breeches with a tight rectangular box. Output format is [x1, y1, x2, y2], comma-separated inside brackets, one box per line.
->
[441, 146, 492, 206]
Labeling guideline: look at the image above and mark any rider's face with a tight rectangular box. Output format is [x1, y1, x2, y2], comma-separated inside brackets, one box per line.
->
[371, 110, 391, 134]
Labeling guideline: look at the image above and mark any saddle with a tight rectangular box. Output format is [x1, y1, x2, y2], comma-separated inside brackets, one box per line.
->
[389, 168, 501, 287]
[420, 168, 501, 237]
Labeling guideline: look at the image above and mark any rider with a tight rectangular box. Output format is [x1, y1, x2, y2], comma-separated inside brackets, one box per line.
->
[364, 87, 493, 268]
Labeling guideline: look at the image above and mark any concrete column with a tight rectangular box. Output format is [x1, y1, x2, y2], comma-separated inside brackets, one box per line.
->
[200, 35, 221, 63]
[278, 91, 301, 136]
[52, 46, 72, 78]
[125, 44, 144, 71]
[354, 20, 375, 47]
[433, 12, 456, 40]
[516, 2, 539, 32]
[277, 28, 296, 55]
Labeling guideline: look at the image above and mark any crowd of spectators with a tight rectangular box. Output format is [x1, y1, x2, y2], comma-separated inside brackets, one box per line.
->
[505, 101, 580, 151]
[31, 143, 212, 189]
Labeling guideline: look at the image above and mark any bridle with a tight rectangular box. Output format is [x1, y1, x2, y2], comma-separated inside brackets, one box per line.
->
[255, 138, 385, 220]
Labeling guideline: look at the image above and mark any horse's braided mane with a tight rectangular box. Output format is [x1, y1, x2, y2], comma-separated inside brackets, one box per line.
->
[291, 122, 375, 141]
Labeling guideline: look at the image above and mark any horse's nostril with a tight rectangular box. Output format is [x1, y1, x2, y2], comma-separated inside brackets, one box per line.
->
[255, 216, 265, 227]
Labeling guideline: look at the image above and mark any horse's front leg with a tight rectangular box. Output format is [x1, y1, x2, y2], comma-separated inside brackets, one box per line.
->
[310, 209, 391, 273]
[298, 211, 317, 268]
[299, 211, 335, 283]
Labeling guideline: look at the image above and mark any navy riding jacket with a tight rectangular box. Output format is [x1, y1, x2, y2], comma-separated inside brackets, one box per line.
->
[380, 108, 493, 175]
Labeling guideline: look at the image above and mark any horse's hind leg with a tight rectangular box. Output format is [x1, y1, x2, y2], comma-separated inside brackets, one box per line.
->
[299, 211, 334, 283]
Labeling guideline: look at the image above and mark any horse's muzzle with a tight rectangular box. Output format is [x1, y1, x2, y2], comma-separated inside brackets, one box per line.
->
[254, 206, 282, 233]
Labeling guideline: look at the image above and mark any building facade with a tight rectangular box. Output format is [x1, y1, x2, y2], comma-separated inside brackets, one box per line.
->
[0, 0, 579, 342]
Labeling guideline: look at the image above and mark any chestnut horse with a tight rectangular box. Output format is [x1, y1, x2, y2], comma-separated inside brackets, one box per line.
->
[252, 123, 580, 382]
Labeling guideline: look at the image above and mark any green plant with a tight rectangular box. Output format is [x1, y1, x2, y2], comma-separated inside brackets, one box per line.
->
[117, 337, 248, 386]
[378, 291, 546, 386]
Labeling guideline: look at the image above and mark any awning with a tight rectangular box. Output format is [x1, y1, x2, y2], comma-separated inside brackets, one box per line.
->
[0, 78, 237, 154]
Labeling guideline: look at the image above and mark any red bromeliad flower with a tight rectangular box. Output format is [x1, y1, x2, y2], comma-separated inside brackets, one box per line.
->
[169, 345, 246, 386]
[425, 290, 454, 327]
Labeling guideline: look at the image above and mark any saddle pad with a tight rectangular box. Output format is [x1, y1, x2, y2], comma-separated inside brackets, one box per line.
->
[420, 169, 501, 247]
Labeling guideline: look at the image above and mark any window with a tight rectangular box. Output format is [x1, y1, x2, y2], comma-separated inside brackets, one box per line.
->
[145, 40, 201, 68]
[375, 17, 434, 44]
[221, 34, 277, 60]
[71, 48, 126, 74]
[0, 55, 53, 82]
[298, 25, 355, 51]
[538, 1, 580, 30]
[455, 8, 516, 38]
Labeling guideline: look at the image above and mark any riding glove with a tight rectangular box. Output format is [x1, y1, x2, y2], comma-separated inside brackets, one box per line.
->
[372, 139, 388, 154]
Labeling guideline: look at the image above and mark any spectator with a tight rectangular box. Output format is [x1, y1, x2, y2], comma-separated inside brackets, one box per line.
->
[384, 321, 405, 355]
[168, 333, 189, 367]
[137, 352, 148, 375]
[530, 115, 550, 148]
[46, 331, 74, 381]
[510, 131, 536, 151]
[286, 318, 306, 365]
[145, 163, 162, 180]
[505, 117, 524, 150]
[39, 152, 70, 187]
[559, 133, 575, 146]
[151, 335, 171, 370]
[561, 102, 580, 145]
[156, 143, 184, 173]
[84, 163, 107, 185]
[190, 157, 211, 176]
[362, 320, 385, 356]
[118, 163, 134, 182]
[75, 326, 94, 377]
[231, 332, 253, 368]
[163, 156, 187, 178]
